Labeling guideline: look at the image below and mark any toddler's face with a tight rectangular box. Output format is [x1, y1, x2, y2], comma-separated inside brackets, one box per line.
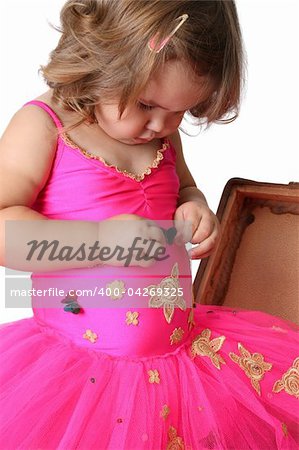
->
[94, 60, 213, 145]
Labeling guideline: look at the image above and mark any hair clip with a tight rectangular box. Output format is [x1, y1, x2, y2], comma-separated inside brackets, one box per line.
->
[148, 14, 189, 54]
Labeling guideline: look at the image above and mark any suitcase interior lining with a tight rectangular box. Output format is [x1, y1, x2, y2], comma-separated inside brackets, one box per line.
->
[194, 181, 299, 325]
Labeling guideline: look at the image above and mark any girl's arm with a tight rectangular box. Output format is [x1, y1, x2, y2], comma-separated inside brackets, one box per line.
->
[169, 130, 220, 259]
[0, 105, 99, 271]
[169, 130, 209, 207]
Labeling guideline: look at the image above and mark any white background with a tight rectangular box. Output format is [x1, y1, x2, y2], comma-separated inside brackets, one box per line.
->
[0, 0, 298, 323]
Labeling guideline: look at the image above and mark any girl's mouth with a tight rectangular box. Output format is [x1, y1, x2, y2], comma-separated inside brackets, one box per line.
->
[133, 137, 153, 144]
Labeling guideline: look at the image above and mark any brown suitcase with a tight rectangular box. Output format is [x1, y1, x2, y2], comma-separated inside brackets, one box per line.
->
[193, 178, 299, 326]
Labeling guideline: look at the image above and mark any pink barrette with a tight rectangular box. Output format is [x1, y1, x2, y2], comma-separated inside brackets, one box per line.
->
[148, 13, 189, 54]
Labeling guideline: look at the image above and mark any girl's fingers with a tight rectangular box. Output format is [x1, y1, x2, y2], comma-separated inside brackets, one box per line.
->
[189, 249, 213, 260]
[190, 216, 216, 245]
[174, 217, 194, 244]
[188, 225, 219, 259]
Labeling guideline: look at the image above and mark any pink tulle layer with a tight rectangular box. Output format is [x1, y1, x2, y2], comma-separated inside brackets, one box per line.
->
[0, 304, 298, 450]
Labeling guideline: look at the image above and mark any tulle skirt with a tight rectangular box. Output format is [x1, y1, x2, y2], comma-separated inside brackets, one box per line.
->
[0, 304, 298, 450]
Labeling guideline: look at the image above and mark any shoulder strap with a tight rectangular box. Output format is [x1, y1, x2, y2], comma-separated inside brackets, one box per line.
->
[23, 100, 63, 129]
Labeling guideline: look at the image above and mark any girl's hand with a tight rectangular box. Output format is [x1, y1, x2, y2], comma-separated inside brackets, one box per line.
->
[98, 214, 166, 267]
[174, 201, 220, 260]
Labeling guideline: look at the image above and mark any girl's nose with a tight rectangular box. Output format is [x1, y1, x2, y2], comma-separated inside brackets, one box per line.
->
[146, 116, 164, 133]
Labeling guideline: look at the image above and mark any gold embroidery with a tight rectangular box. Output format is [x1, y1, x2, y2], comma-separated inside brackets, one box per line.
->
[229, 343, 272, 396]
[166, 426, 185, 449]
[106, 280, 126, 300]
[281, 423, 288, 437]
[147, 263, 186, 324]
[160, 404, 170, 420]
[170, 327, 184, 345]
[61, 132, 169, 182]
[148, 369, 160, 384]
[190, 329, 226, 370]
[83, 329, 98, 343]
[272, 357, 299, 399]
[125, 311, 139, 326]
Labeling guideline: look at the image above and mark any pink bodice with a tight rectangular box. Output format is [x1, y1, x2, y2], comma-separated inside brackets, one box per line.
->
[25, 100, 193, 359]
[29, 101, 180, 221]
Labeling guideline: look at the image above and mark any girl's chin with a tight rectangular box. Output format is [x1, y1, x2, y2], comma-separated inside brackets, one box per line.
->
[132, 137, 153, 144]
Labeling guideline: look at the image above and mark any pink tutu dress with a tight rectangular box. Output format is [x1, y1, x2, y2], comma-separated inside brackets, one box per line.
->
[0, 100, 298, 450]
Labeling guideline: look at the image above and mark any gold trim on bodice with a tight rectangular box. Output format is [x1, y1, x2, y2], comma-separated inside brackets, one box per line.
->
[60, 132, 170, 182]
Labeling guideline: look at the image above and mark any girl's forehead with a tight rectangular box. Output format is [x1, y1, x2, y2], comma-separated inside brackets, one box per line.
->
[142, 60, 213, 112]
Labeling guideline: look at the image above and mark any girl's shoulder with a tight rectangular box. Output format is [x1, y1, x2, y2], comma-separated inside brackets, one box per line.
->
[1, 91, 60, 166]
[33, 91, 79, 128]
[0, 91, 60, 211]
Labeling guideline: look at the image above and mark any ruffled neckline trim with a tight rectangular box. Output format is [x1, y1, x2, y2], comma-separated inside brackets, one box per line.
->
[60, 132, 170, 182]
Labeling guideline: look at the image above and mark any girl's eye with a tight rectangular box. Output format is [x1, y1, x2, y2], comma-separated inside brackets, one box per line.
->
[137, 102, 154, 111]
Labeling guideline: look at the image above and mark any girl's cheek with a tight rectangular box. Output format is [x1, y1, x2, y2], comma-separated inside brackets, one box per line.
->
[167, 113, 183, 125]
[120, 120, 145, 138]
[174, 114, 185, 127]
[165, 115, 184, 133]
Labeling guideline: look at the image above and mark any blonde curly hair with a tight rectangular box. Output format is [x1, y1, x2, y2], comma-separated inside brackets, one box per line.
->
[41, 0, 245, 128]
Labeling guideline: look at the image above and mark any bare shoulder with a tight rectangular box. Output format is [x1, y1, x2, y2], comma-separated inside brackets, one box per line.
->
[0, 95, 59, 209]
[168, 129, 182, 154]
[35, 90, 79, 127]
[168, 130, 196, 189]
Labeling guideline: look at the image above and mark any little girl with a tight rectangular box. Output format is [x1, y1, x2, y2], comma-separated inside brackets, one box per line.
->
[0, 1, 298, 449]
